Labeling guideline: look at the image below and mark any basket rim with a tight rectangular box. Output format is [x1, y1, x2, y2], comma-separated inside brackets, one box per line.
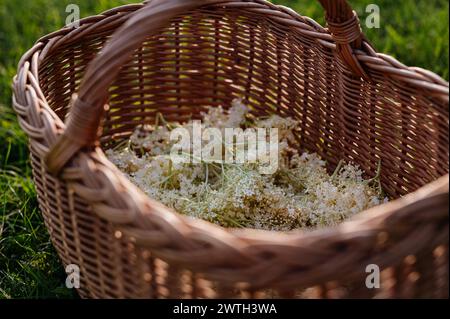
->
[12, 0, 450, 286]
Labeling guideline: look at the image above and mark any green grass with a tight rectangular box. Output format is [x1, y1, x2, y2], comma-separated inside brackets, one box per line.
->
[0, 0, 448, 299]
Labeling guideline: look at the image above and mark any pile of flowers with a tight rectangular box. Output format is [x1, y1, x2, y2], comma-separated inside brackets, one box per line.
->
[106, 99, 387, 231]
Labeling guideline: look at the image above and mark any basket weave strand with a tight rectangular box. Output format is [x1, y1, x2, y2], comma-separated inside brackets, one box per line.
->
[13, 0, 449, 298]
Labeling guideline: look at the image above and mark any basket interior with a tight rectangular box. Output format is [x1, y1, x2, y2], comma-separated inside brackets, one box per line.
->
[39, 7, 449, 199]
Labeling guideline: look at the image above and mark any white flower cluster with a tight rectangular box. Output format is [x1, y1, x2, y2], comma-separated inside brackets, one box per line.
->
[106, 99, 387, 231]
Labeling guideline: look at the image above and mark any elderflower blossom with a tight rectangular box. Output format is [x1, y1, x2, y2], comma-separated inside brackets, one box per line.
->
[106, 99, 388, 231]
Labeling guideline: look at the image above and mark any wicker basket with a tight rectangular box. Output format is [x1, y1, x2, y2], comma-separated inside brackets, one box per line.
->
[13, 0, 449, 299]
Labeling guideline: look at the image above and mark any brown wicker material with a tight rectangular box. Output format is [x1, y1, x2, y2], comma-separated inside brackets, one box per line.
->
[12, 0, 449, 299]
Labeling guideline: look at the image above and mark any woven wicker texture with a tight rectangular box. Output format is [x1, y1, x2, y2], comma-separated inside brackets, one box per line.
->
[13, 0, 449, 298]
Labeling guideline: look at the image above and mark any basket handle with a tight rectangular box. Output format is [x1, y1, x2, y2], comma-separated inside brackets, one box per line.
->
[46, 0, 368, 174]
